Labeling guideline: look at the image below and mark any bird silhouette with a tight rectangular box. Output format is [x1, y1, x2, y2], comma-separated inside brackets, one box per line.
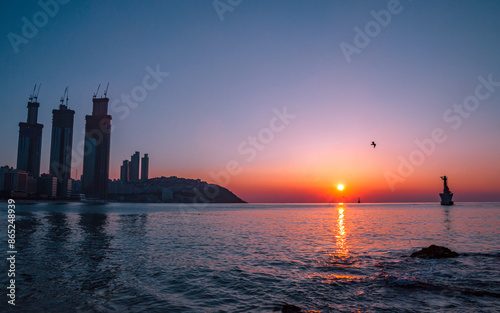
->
[371, 141, 376, 148]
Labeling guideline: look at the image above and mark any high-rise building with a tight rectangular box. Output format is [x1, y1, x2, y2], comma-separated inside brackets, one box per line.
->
[49, 93, 75, 198]
[17, 91, 43, 177]
[82, 95, 112, 199]
[38, 173, 57, 199]
[129, 151, 140, 181]
[120, 160, 129, 182]
[0, 166, 28, 194]
[141, 153, 149, 181]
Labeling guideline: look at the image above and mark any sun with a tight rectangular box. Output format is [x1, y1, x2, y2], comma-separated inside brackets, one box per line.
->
[337, 184, 344, 191]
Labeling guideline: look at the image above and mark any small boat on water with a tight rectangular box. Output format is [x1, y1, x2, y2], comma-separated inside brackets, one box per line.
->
[439, 176, 454, 205]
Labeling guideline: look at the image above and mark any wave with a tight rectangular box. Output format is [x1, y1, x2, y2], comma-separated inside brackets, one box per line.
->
[380, 274, 500, 298]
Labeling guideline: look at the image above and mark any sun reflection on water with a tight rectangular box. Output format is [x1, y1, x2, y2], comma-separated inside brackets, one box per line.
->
[316, 273, 374, 283]
[335, 206, 348, 258]
[314, 205, 370, 284]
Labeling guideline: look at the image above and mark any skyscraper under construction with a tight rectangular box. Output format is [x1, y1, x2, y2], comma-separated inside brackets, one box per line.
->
[82, 88, 112, 199]
[49, 87, 75, 198]
[17, 85, 43, 178]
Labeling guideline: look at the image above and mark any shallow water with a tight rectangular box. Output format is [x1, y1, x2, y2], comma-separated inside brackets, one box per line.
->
[1, 202, 499, 312]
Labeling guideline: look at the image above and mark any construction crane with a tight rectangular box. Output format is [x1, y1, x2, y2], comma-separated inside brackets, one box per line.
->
[29, 84, 42, 101]
[34, 84, 41, 101]
[29, 84, 36, 101]
[60, 86, 69, 107]
[103, 82, 109, 98]
[93, 84, 101, 98]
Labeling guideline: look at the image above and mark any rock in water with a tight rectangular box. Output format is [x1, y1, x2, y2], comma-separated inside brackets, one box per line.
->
[410, 245, 459, 259]
[282, 304, 303, 313]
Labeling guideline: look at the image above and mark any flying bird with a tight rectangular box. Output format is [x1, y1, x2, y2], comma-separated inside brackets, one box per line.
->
[371, 141, 376, 148]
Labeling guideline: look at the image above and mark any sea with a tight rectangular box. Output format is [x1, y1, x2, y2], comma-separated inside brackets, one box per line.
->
[0, 202, 499, 313]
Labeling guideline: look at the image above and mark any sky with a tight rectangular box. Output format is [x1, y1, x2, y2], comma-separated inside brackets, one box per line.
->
[1, 0, 499, 203]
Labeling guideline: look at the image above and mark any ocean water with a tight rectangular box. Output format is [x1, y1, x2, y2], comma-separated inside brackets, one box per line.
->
[1, 202, 499, 312]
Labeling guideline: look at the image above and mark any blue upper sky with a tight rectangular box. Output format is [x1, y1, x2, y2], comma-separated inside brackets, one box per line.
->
[1, 0, 499, 201]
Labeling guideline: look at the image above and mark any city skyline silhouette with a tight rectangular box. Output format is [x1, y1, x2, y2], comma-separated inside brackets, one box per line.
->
[1, 1, 499, 202]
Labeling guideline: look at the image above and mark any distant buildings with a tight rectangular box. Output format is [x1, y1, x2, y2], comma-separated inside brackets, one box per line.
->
[0, 166, 27, 193]
[82, 95, 112, 199]
[17, 91, 43, 177]
[49, 92, 75, 198]
[129, 151, 140, 181]
[141, 154, 149, 181]
[0, 166, 37, 198]
[120, 160, 130, 182]
[38, 173, 57, 199]
[4, 85, 161, 201]
[121, 152, 149, 183]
